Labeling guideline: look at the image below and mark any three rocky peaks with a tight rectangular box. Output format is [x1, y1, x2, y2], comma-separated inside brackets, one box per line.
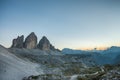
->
[11, 32, 58, 51]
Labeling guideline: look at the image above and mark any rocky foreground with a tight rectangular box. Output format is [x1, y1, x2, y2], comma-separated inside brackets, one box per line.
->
[6, 47, 120, 80]
[0, 32, 120, 80]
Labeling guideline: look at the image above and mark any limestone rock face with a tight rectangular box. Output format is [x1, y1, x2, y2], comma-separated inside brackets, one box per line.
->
[11, 35, 24, 48]
[37, 36, 50, 50]
[11, 32, 60, 51]
[24, 32, 37, 49]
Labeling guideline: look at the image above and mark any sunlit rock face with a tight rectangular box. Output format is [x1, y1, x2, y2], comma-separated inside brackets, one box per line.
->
[11, 35, 24, 48]
[24, 32, 37, 49]
[37, 36, 50, 50]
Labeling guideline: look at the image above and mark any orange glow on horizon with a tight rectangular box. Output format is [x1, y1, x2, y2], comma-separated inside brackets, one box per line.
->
[75, 46, 108, 50]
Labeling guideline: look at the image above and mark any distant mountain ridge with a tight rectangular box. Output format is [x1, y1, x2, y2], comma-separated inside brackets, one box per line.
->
[62, 46, 120, 65]
[62, 48, 87, 54]
[62, 46, 120, 54]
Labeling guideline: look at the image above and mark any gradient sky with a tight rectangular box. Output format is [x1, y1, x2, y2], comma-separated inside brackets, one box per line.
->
[0, 0, 120, 50]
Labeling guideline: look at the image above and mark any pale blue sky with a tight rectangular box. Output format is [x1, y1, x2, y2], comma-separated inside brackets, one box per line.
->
[0, 0, 120, 50]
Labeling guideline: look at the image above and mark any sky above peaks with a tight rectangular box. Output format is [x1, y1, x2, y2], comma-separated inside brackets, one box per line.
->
[0, 0, 120, 50]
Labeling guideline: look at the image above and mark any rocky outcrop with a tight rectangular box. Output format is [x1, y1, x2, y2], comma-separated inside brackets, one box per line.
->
[24, 32, 37, 49]
[50, 44, 61, 51]
[37, 36, 50, 50]
[50, 44, 56, 51]
[37, 36, 60, 51]
[11, 32, 60, 51]
[11, 35, 24, 48]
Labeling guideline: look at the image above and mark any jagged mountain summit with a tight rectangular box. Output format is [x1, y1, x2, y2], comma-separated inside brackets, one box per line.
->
[11, 32, 59, 51]
[24, 32, 37, 49]
[38, 36, 50, 50]
[11, 35, 24, 48]
[37, 36, 56, 51]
